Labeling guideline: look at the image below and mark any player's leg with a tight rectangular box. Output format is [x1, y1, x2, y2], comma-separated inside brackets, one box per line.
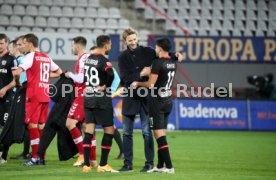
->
[82, 122, 97, 167]
[82, 122, 95, 172]
[113, 126, 124, 159]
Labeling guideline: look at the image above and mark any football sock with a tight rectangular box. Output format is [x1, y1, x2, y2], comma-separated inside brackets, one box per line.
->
[100, 133, 113, 166]
[157, 136, 173, 169]
[83, 133, 93, 167]
[90, 135, 96, 161]
[70, 127, 84, 155]
[29, 127, 40, 159]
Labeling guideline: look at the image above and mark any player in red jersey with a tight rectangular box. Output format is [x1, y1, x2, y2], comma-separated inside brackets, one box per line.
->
[65, 36, 96, 167]
[13, 33, 62, 166]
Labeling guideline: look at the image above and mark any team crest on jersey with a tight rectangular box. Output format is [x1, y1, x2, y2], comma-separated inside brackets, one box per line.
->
[2, 60, 7, 65]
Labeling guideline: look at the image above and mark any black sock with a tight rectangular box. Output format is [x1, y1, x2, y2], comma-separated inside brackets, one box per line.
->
[100, 133, 113, 166]
[23, 130, 30, 155]
[157, 136, 173, 169]
[83, 133, 93, 166]
[113, 128, 123, 154]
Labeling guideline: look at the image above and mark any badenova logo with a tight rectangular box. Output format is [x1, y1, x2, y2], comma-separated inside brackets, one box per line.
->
[179, 103, 238, 119]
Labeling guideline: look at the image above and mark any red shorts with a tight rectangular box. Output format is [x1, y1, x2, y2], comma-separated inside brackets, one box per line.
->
[67, 95, 85, 122]
[25, 101, 49, 124]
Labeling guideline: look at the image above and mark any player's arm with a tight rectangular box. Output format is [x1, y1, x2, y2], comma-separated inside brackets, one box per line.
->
[50, 58, 62, 78]
[0, 79, 16, 98]
[131, 74, 158, 88]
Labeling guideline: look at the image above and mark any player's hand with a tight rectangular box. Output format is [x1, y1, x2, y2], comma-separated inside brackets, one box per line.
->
[131, 81, 138, 88]
[175, 52, 184, 62]
[65, 72, 70, 78]
[140, 67, 151, 77]
[0, 87, 7, 98]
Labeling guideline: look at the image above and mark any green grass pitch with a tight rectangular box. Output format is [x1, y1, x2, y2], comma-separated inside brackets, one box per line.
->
[0, 131, 276, 180]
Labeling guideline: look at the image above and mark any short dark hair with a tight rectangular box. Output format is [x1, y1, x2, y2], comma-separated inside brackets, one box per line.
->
[96, 35, 110, 48]
[0, 33, 8, 42]
[72, 36, 87, 47]
[24, 33, 39, 48]
[90, 46, 97, 51]
[156, 38, 171, 52]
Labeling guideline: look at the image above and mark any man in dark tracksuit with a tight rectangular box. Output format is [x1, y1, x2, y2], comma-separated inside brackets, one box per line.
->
[118, 28, 182, 172]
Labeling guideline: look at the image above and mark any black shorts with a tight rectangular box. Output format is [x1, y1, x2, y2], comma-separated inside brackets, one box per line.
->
[84, 107, 114, 127]
[149, 97, 172, 130]
[0, 92, 14, 126]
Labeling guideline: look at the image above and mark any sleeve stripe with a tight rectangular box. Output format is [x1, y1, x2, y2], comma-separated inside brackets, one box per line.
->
[104, 66, 112, 71]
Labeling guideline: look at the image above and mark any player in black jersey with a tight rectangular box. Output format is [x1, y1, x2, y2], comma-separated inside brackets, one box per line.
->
[131, 38, 176, 174]
[82, 35, 118, 173]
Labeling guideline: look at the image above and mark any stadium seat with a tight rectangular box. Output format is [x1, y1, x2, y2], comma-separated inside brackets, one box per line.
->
[135, 0, 145, 10]
[258, 10, 268, 20]
[144, 7, 154, 20]
[190, 8, 200, 19]
[224, 10, 234, 20]
[74, 7, 86, 18]
[269, 20, 276, 30]
[6, 26, 18, 32]
[157, 0, 168, 10]
[106, 19, 118, 30]
[77, 0, 88, 7]
[53, 0, 64, 6]
[57, 28, 68, 33]
[232, 29, 242, 36]
[247, 0, 257, 10]
[10, 15, 22, 26]
[86, 8, 97, 18]
[83, 18, 95, 29]
[178, 19, 187, 28]
[81, 29, 92, 34]
[118, 19, 130, 29]
[201, 9, 212, 20]
[154, 8, 166, 20]
[62, 7, 74, 17]
[47, 17, 59, 28]
[188, 19, 199, 30]
[50, 7, 62, 17]
[16, 0, 29, 5]
[0, 26, 5, 31]
[109, 7, 121, 19]
[235, 0, 245, 10]
[268, 9, 276, 21]
[13, 5, 25, 16]
[257, 0, 268, 11]
[59, 17, 71, 28]
[179, 0, 189, 9]
[213, 0, 223, 10]
[246, 20, 256, 30]
[178, 9, 189, 20]
[64, 0, 76, 7]
[38, 6, 50, 17]
[209, 29, 219, 36]
[147, 0, 156, 6]
[0, 16, 9, 26]
[95, 18, 107, 29]
[212, 10, 223, 20]
[168, 0, 179, 10]
[234, 19, 245, 30]
[224, 0, 234, 10]
[255, 30, 265, 36]
[267, 29, 275, 37]
[211, 19, 222, 30]
[35, 16, 47, 27]
[243, 29, 253, 36]
[40, 0, 53, 6]
[93, 28, 104, 35]
[269, 0, 276, 10]
[44, 27, 55, 32]
[164, 20, 177, 31]
[88, 0, 100, 8]
[235, 10, 246, 20]
[221, 29, 230, 36]
[246, 10, 257, 20]
[105, 29, 116, 35]
[22, 16, 35, 27]
[71, 18, 83, 29]
[201, 0, 212, 9]
[29, 0, 41, 6]
[222, 19, 233, 30]
[167, 8, 178, 20]
[19, 27, 31, 32]
[26, 5, 38, 16]
[69, 28, 80, 33]
[199, 19, 210, 30]
[98, 7, 109, 19]
[198, 29, 208, 36]
[4, 0, 16, 5]
[139, 29, 150, 40]
[32, 27, 43, 32]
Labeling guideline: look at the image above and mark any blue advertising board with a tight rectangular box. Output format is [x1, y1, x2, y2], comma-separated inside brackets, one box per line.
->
[148, 36, 276, 63]
[250, 101, 276, 130]
[177, 99, 248, 130]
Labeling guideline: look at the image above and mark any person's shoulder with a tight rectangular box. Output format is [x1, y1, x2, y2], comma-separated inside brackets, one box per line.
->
[141, 46, 155, 53]
[118, 49, 129, 61]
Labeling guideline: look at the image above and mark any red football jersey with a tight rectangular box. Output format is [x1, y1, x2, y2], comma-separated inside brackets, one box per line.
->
[20, 51, 59, 102]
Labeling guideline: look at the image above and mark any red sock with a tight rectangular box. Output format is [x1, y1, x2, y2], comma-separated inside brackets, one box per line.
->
[70, 127, 84, 155]
[29, 127, 39, 159]
[90, 135, 96, 161]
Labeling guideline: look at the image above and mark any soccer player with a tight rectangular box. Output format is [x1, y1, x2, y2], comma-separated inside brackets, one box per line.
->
[0, 34, 18, 164]
[65, 37, 96, 167]
[131, 38, 176, 173]
[13, 33, 62, 165]
[82, 35, 118, 173]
